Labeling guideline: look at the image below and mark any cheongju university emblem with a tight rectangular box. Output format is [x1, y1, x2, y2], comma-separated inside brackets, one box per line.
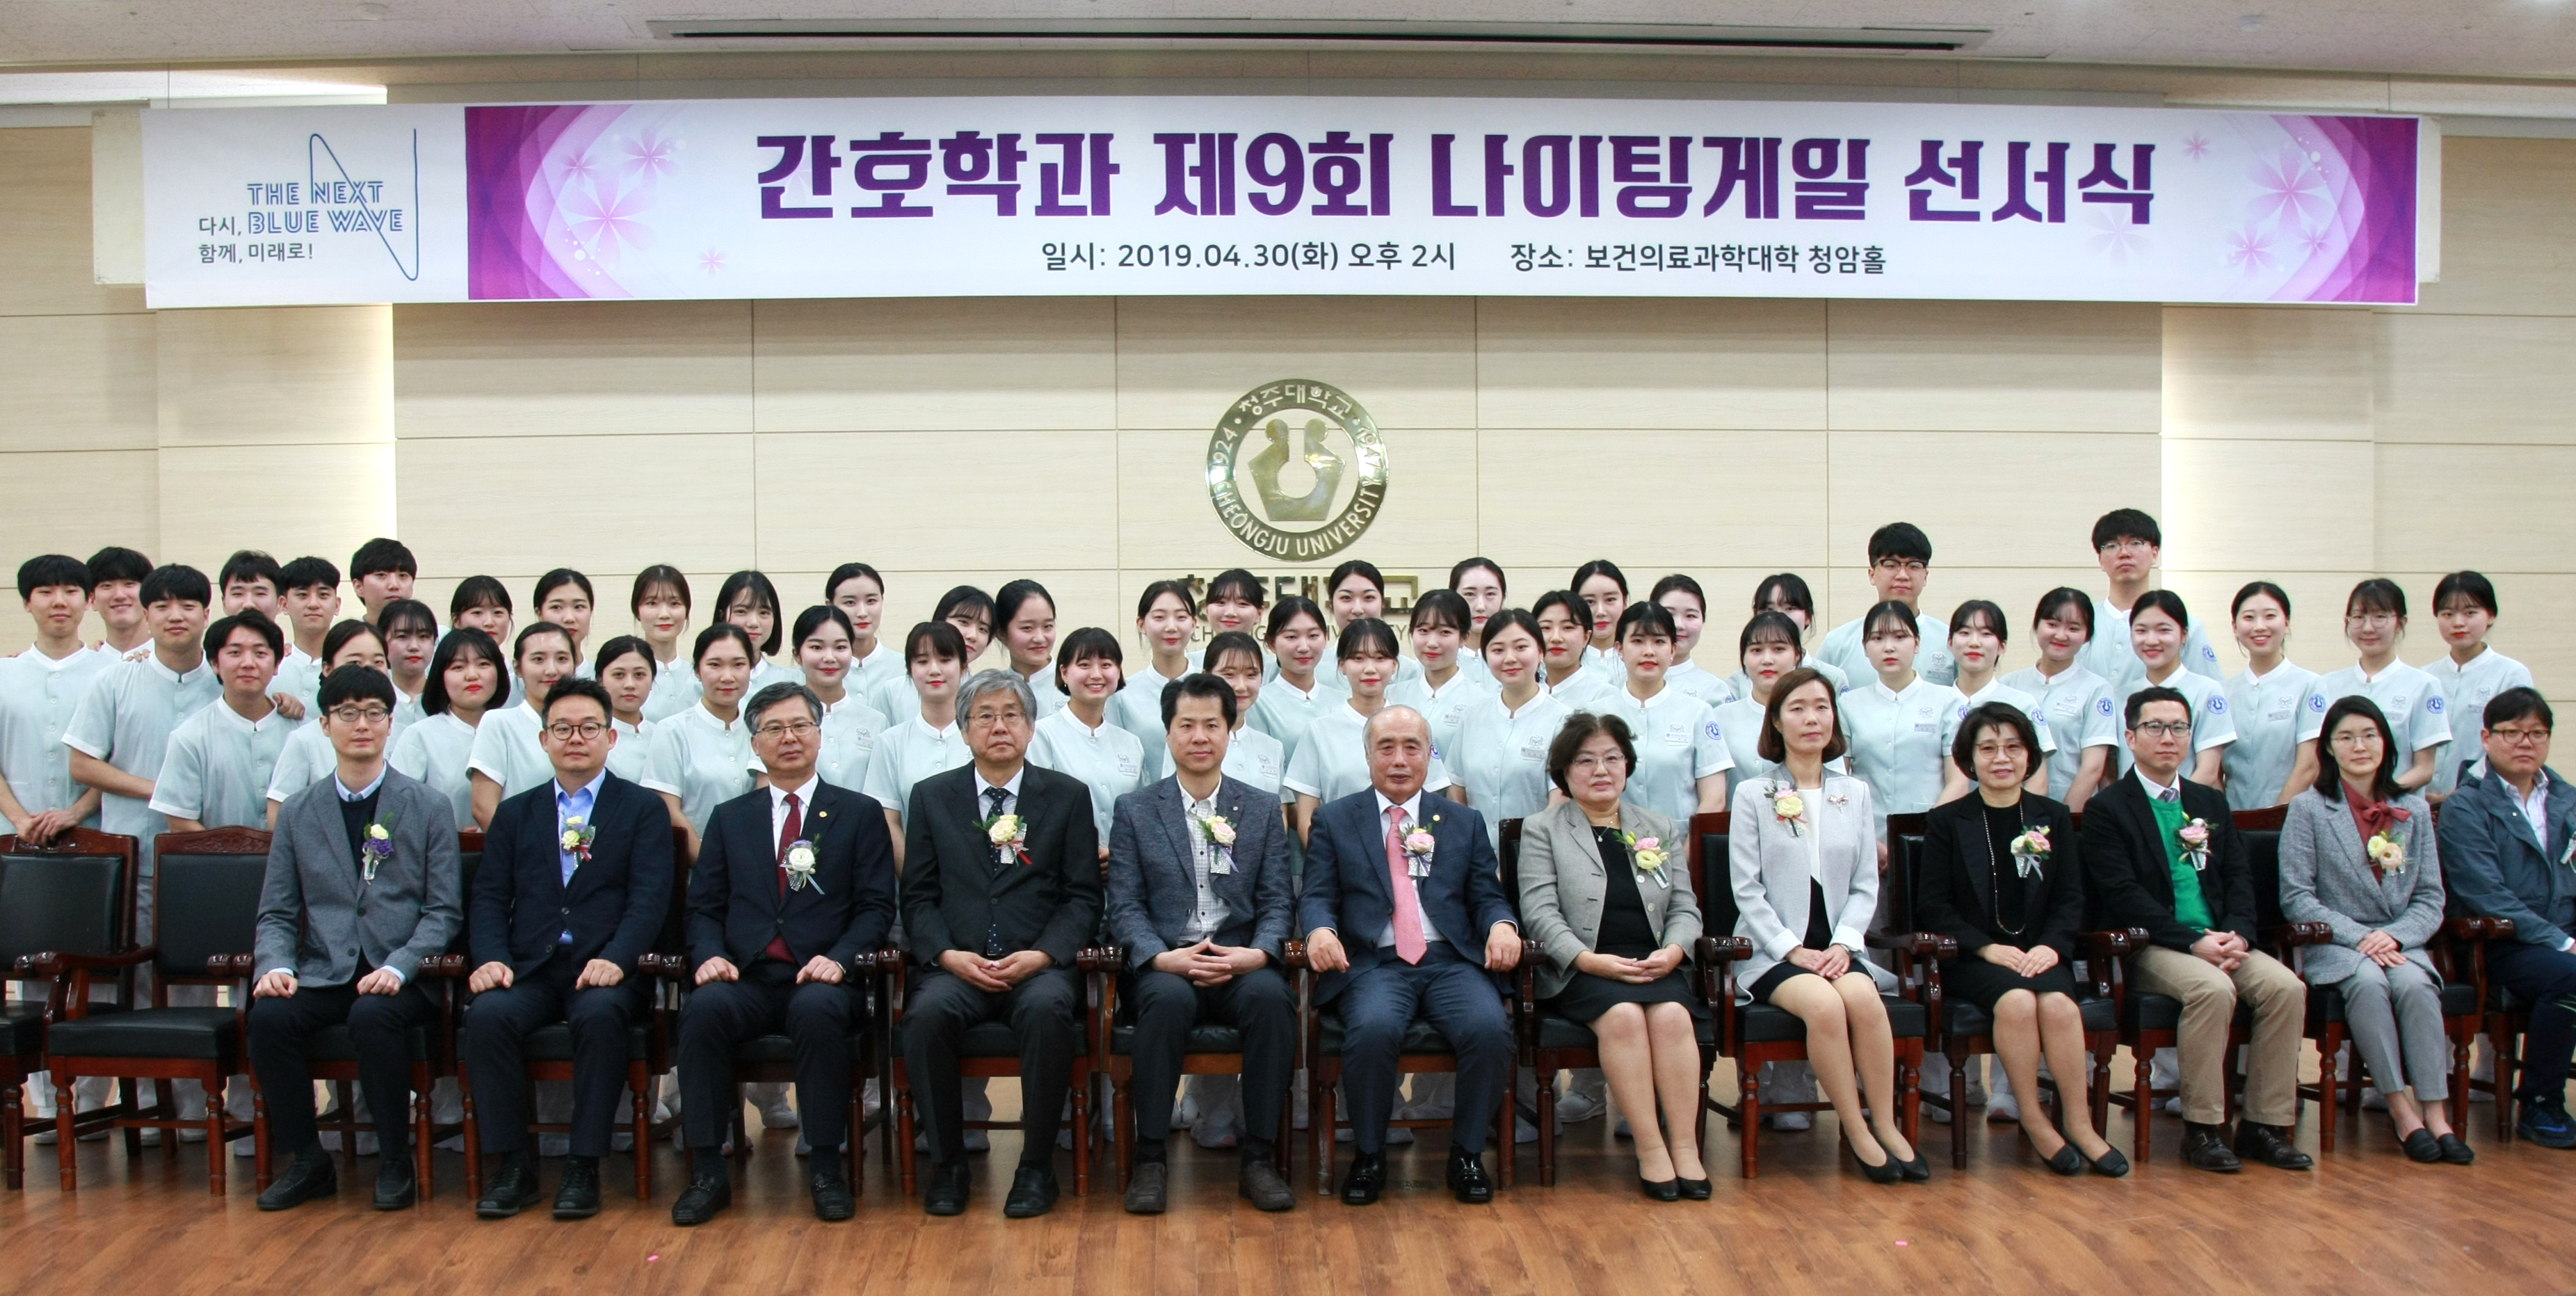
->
[1206, 380, 1387, 561]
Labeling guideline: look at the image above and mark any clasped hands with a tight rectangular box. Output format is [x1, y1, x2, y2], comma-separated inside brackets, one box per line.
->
[1150, 939, 1269, 986]
[1575, 945, 1684, 984]
[1787, 943, 1853, 979]
[252, 966, 405, 998]
[2354, 929, 2408, 968]
[935, 948, 1049, 991]
[1977, 943, 2062, 977]
[2191, 929, 2252, 970]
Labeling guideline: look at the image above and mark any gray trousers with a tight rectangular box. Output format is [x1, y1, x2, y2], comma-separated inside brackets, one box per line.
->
[2340, 960, 2450, 1103]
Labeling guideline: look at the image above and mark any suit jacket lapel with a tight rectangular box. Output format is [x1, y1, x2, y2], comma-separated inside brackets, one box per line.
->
[1956, 801, 1994, 910]
[318, 786, 364, 890]
[1211, 782, 1253, 915]
[1570, 803, 1607, 875]
[1157, 780, 1199, 895]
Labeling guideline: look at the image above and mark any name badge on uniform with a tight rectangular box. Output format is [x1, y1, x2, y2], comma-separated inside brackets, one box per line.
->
[2268, 703, 2293, 721]
[1116, 753, 1139, 776]
[1664, 721, 1691, 747]
[1520, 735, 1548, 760]
[1258, 755, 1280, 779]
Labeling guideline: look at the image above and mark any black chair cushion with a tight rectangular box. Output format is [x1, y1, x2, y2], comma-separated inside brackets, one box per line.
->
[150, 854, 265, 979]
[730, 1030, 874, 1065]
[1532, 1011, 1717, 1052]
[3, 1004, 47, 1057]
[300, 1022, 435, 1064]
[0, 851, 127, 967]
[46, 1007, 237, 1062]
[1944, 995, 2117, 1039]
[1109, 1023, 1245, 1056]
[1740, 996, 1926, 1044]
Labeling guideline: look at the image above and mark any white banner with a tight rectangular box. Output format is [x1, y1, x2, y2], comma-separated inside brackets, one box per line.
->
[142, 95, 2421, 308]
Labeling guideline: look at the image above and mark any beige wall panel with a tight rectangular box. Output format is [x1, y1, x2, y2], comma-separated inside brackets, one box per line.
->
[1474, 427, 1827, 573]
[1826, 301, 2162, 433]
[157, 442, 394, 577]
[1810, 563, 2111, 675]
[394, 301, 753, 439]
[2157, 569, 2378, 676]
[1113, 296, 1477, 431]
[156, 306, 393, 447]
[1473, 298, 1829, 431]
[2163, 306, 2374, 442]
[751, 297, 1117, 433]
[1114, 426, 1476, 574]
[0, 128, 144, 317]
[396, 433, 752, 577]
[1824, 431, 2159, 570]
[0, 312, 156, 453]
[2412, 138, 2576, 319]
[2376, 442, 2572, 576]
[2160, 438, 2375, 574]
[0, 450, 157, 595]
[755, 431, 1117, 574]
[2375, 312, 2576, 446]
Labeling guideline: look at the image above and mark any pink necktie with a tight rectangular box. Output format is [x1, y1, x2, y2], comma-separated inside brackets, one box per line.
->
[1385, 806, 1426, 965]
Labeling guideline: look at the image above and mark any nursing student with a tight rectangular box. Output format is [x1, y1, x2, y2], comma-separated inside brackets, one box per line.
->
[1319, 561, 1423, 691]
[2079, 509, 2221, 688]
[995, 579, 1066, 719]
[639, 623, 759, 854]
[2426, 570, 2534, 799]
[1717, 613, 1826, 790]
[1727, 573, 1849, 698]
[1451, 609, 1569, 850]
[1108, 580, 1199, 751]
[2221, 582, 2324, 810]
[1030, 626, 1146, 851]
[467, 622, 581, 829]
[864, 584, 995, 721]
[591, 634, 659, 783]
[65, 563, 217, 894]
[790, 605, 889, 792]
[1819, 525, 1958, 687]
[84, 545, 154, 661]
[534, 568, 597, 678]
[860, 621, 974, 865]
[216, 550, 282, 621]
[378, 598, 438, 722]
[2281, 579, 2449, 800]
[1535, 590, 1617, 710]
[346, 537, 421, 628]
[0, 555, 108, 843]
[451, 575, 519, 703]
[1387, 589, 1496, 763]
[2109, 590, 2236, 783]
[1652, 575, 1735, 707]
[1940, 600, 2055, 799]
[1837, 600, 1971, 845]
[631, 565, 700, 721]
[714, 570, 798, 698]
[271, 557, 342, 710]
[825, 562, 906, 702]
[1448, 557, 1506, 685]
[1572, 559, 1630, 677]
[1248, 596, 1333, 756]
[2002, 589, 2120, 813]
[1194, 568, 1276, 680]
[1205, 631, 1291, 799]
[154, 610, 301, 835]
[387, 626, 506, 830]
[1595, 602, 1733, 823]
[1281, 616, 1454, 843]
[264, 620, 401, 823]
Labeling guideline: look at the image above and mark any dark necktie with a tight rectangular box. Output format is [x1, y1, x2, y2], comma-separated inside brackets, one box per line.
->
[983, 785, 1010, 957]
[763, 791, 800, 964]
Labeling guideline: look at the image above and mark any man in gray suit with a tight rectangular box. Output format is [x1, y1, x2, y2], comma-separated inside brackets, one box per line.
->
[1104, 673, 1297, 1215]
[248, 667, 462, 1211]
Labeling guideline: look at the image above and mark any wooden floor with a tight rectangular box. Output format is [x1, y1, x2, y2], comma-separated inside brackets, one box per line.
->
[9, 1078, 2576, 1296]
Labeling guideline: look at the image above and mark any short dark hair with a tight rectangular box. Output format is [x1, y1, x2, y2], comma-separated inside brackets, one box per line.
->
[348, 537, 416, 580]
[1649, 573, 1705, 614]
[2346, 577, 2407, 623]
[994, 579, 1054, 632]
[2091, 508, 2162, 552]
[376, 598, 438, 641]
[1054, 625, 1123, 696]
[1867, 522, 1933, 566]
[423, 626, 505, 717]
[17, 554, 92, 601]
[715, 570, 783, 655]
[1862, 599, 1918, 641]
[1758, 668, 1849, 765]
[1547, 710, 1638, 796]
[592, 634, 654, 678]
[693, 621, 758, 669]
[2131, 589, 2191, 636]
[1205, 568, 1268, 609]
[2231, 581, 2292, 621]
[1328, 560, 1386, 598]
[1448, 557, 1505, 596]
[632, 564, 691, 616]
[1752, 573, 1815, 618]
[1161, 673, 1239, 728]
[513, 621, 575, 664]
[2124, 685, 2191, 730]
[277, 556, 340, 594]
[84, 545, 152, 586]
[542, 676, 614, 723]
[1614, 600, 1677, 641]
[824, 562, 882, 604]
[1135, 579, 1196, 621]
[319, 662, 396, 712]
[205, 609, 284, 661]
[791, 604, 855, 653]
[140, 563, 211, 608]
[1204, 630, 1264, 675]
[1531, 589, 1587, 636]
[903, 620, 968, 667]
[2034, 586, 2095, 639]
[933, 584, 995, 639]
[2432, 570, 2500, 618]
[1739, 610, 1803, 662]
[1951, 701, 2040, 774]
[321, 618, 385, 665]
[746, 680, 823, 727]
[451, 575, 513, 621]
[1570, 559, 1627, 597]
[1409, 589, 1472, 634]
[1480, 607, 1543, 654]
[219, 549, 280, 593]
[2486, 687, 2554, 733]
[533, 568, 594, 610]
[1948, 598, 2009, 648]
[1336, 616, 1401, 662]
[2312, 696, 2404, 804]
[1265, 595, 1327, 641]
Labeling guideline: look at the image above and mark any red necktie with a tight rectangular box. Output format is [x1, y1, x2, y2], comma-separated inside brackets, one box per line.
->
[1385, 806, 1426, 965]
[763, 791, 801, 963]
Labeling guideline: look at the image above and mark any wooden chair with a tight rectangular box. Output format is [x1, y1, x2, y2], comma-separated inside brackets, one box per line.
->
[1883, 814, 2118, 1169]
[1688, 810, 1935, 1178]
[1, 829, 140, 1189]
[38, 828, 260, 1194]
[887, 952, 1096, 1197]
[1085, 945, 1294, 1190]
[2452, 914, 2529, 1139]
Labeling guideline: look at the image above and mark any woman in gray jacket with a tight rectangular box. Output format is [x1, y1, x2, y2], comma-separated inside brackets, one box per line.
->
[1517, 711, 1707, 1199]
[2278, 695, 2469, 1164]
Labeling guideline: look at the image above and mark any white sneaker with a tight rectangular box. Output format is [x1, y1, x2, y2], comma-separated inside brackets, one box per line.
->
[755, 1094, 799, 1131]
[435, 1134, 465, 1152]
[1191, 1103, 1243, 1149]
[178, 1126, 207, 1143]
[1554, 1089, 1607, 1123]
[613, 1132, 635, 1153]
[1764, 1112, 1813, 1131]
[1174, 1085, 1202, 1133]
[234, 1135, 259, 1158]
[1987, 1090, 2022, 1123]
[1515, 1112, 1539, 1144]
[1926, 1103, 1952, 1124]
[1332, 1123, 1411, 1144]
[139, 1128, 163, 1146]
[538, 1133, 570, 1158]
[2360, 1085, 2388, 1112]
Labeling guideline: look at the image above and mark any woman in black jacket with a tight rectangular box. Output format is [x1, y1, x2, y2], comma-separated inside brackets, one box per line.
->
[1916, 703, 2125, 1176]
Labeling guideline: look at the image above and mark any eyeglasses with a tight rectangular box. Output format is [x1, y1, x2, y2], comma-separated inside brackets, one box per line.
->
[2097, 538, 2154, 555]
[1570, 753, 1627, 773]
[544, 721, 608, 741]
[2132, 721, 2192, 738]
[967, 709, 1026, 728]
[753, 719, 820, 739]
[1871, 559, 1929, 575]
[328, 705, 393, 726]
[2328, 729, 2383, 748]
[1972, 741, 2027, 758]
[2345, 613, 2399, 628]
[2491, 726, 2552, 746]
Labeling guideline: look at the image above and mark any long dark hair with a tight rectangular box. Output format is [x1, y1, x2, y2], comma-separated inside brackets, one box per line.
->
[2314, 695, 2406, 804]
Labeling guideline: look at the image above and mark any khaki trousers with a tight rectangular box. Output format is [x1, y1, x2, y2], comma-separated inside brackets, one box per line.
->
[2131, 944, 2306, 1127]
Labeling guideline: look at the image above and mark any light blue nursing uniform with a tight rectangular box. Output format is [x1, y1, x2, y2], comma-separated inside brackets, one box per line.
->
[63, 654, 220, 870]
[2221, 663, 2322, 810]
[604, 717, 653, 784]
[1222, 723, 1289, 801]
[1248, 678, 1331, 758]
[1281, 703, 1454, 804]
[1725, 655, 1848, 701]
[150, 701, 302, 829]
[2110, 669, 2237, 776]
[273, 647, 323, 713]
[1450, 691, 1571, 851]
[2001, 664, 2118, 803]
[1664, 659, 1737, 708]
[1712, 696, 1853, 792]
[1020, 669, 1068, 720]
[1594, 684, 1734, 824]
[467, 700, 556, 801]
[640, 702, 761, 836]
[1387, 671, 1497, 769]
[0, 646, 110, 824]
[643, 657, 700, 723]
[862, 716, 971, 825]
[846, 642, 908, 705]
[2299, 662, 2450, 767]
[1029, 708, 1145, 841]
[1819, 612, 1957, 688]
[268, 715, 416, 808]
[1106, 662, 1191, 754]
[1544, 667, 1620, 714]
[389, 711, 481, 829]
[747, 657, 800, 699]
[816, 695, 887, 794]
[2080, 595, 2223, 689]
[1956, 678, 2060, 767]
[2426, 648, 2535, 797]
[1838, 677, 1970, 835]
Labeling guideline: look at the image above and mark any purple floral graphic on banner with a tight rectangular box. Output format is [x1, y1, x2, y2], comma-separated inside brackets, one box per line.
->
[469, 103, 693, 299]
[2248, 114, 2415, 303]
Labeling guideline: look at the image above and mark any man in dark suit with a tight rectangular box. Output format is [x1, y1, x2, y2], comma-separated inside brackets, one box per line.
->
[462, 678, 673, 1220]
[1104, 673, 1297, 1214]
[669, 681, 898, 1226]
[2438, 687, 2576, 1148]
[1299, 705, 1518, 1206]
[2082, 686, 2310, 1173]
[902, 669, 1101, 1219]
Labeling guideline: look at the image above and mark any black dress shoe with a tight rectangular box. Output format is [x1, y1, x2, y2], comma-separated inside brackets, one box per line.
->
[256, 1153, 337, 1212]
[2084, 1146, 2132, 1178]
[922, 1160, 970, 1216]
[1003, 1165, 1059, 1218]
[810, 1169, 857, 1222]
[1240, 1158, 1296, 1211]
[1897, 1149, 1932, 1183]
[1852, 1139, 1903, 1183]
[1676, 1176, 1712, 1201]
[2401, 1128, 2443, 1164]
[1339, 1151, 1386, 1206]
[1123, 1160, 1168, 1215]
[476, 1160, 545, 1219]
[2437, 1133, 2474, 1165]
[2180, 1122, 2242, 1173]
[1447, 1149, 1494, 1204]
[554, 1160, 602, 1219]
[2233, 1121, 2313, 1171]
[1639, 1175, 1680, 1201]
[670, 1170, 732, 1226]
[373, 1156, 418, 1210]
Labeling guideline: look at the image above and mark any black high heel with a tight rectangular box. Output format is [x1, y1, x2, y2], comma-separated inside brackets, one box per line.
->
[2025, 1126, 2085, 1176]
[1898, 1148, 1932, 1182]
[1677, 1176, 1713, 1201]
[1852, 1139, 1903, 1183]
[1639, 1176, 1681, 1201]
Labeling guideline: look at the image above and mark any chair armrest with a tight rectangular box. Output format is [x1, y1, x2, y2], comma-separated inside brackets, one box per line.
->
[2268, 921, 2333, 948]
[1282, 940, 1308, 970]
[1075, 946, 1125, 973]
[2081, 929, 2144, 1001]
[413, 954, 470, 978]
[1699, 935, 1753, 963]
[204, 954, 258, 977]
[1864, 929, 1956, 959]
[2445, 916, 2516, 942]
[17, 947, 154, 976]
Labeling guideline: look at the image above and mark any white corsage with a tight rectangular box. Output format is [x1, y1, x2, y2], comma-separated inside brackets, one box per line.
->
[2177, 817, 2212, 872]
[980, 813, 1032, 866]
[360, 821, 393, 883]
[1193, 812, 1237, 874]
[559, 815, 595, 867]
[2366, 828, 2406, 875]
[1402, 817, 1439, 878]
[2009, 825, 2050, 880]
[1624, 832, 1668, 885]
[782, 839, 822, 893]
